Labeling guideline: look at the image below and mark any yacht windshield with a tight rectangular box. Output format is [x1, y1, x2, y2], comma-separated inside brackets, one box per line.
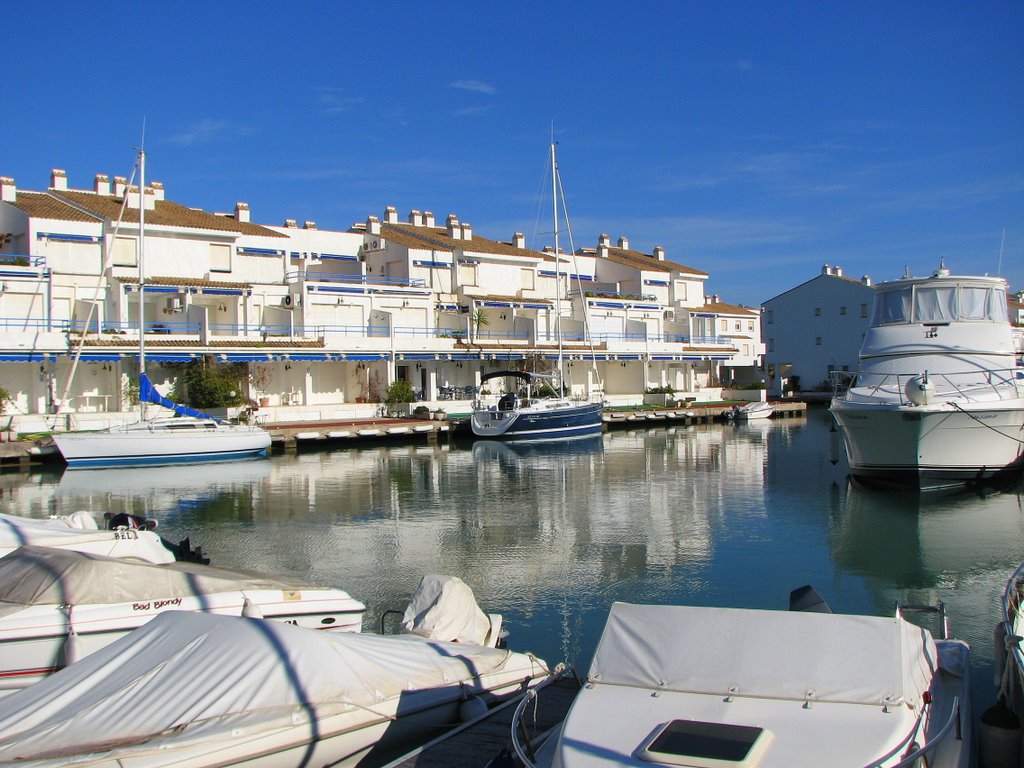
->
[871, 285, 1006, 326]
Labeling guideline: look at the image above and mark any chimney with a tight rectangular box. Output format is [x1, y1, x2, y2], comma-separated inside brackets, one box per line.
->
[446, 214, 462, 240]
[653, 246, 665, 261]
[94, 174, 110, 196]
[461, 222, 472, 240]
[598, 234, 610, 258]
[513, 232, 525, 249]
[0, 177, 15, 203]
[150, 181, 165, 201]
[384, 206, 399, 224]
[617, 236, 629, 250]
[862, 275, 872, 287]
[304, 220, 317, 230]
[822, 264, 831, 275]
[366, 215, 381, 236]
[114, 176, 128, 197]
[284, 218, 298, 228]
[424, 211, 435, 227]
[126, 184, 141, 209]
[834, 265, 843, 277]
[234, 202, 250, 223]
[713, 294, 720, 304]
[143, 185, 156, 210]
[50, 169, 68, 191]
[409, 209, 423, 226]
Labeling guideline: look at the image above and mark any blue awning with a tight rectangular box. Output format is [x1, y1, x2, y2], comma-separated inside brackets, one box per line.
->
[285, 354, 332, 362]
[217, 354, 274, 362]
[344, 353, 388, 361]
[0, 353, 57, 362]
[145, 354, 200, 362]
[76, 353, 124, 362]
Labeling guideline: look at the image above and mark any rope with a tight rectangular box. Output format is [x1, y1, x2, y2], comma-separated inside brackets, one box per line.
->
[949, 402, 1024, 446]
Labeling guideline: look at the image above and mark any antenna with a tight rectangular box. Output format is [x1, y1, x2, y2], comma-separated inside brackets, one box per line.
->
[998, 227, 1006, 275]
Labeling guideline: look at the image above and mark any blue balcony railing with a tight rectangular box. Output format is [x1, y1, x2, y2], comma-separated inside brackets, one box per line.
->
[286, 270, 428, 289]
[0, 253, 46, 267]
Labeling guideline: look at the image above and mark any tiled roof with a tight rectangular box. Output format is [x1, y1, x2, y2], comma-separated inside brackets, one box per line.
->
[118, 276, 254, 289]
[6, 189, 284, 238]
[604, 246, 708, 278]
[375, 223, 558, 262]
[695, 301, 759, 316]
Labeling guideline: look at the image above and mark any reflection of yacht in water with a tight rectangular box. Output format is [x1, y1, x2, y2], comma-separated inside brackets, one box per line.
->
[472, 435, 604, 464]
[57, 458, 272, 495]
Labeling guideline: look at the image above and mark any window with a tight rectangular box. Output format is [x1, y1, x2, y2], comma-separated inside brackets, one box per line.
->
[747, 321, 754, 331]
[815, 336, 822, 346]
[814, 307, 822, 317]
[112, 236, 137, 267]
[720, 319, 727, 332]
[209, 243, 231, 273]
[767, 338, 775, 352]
[861, 303, 868, 318]
[734, 321, 741, 331]
[766, 310, 774, 324]
[840, 306, 847, 315]
[521, 268, 535, 291]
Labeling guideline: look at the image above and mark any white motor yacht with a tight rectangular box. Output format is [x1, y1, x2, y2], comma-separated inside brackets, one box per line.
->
[830, 264, 1024, 487]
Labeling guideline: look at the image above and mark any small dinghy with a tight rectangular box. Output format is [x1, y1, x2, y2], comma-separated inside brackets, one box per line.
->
[0, 545, 367, 695]
[729, 401, 774, 420]
[0, 609, 550, 766]
[512, 597, 971, 768]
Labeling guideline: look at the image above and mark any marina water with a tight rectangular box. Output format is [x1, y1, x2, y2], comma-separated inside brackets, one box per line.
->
[3, 406, 1021, 726]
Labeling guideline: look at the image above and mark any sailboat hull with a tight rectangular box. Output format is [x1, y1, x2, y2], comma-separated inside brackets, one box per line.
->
[53, 420, 271, 469]
[471, 401, 603, 441]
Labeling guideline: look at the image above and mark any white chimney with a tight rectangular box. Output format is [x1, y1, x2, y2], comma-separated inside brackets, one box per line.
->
[285, 218, 298, 228]
[653, 246, 665, 261]
[384, 206, 399, 224]
[366, 215, 381, 236]
[822, 264, 831, 275]
[598, 234, 610, 258]
[461, 222, 472, 240]
[234, 202, 250, 223]
[304, 220, 317, 230]
[409, 209, 423, 226]
[0, 177, 15, 203]
[617, 236, 629, 250]
[447, 214, 462, 240]
[143, 186, 156, 210]
[150, 181, 165, 201]
[513, 232, 525, 249]
[862, 275, 872, 286]
[114, 176, 128, 197]
[50, 169, 67, 191]
[424, 211, 435, 227]
[94, 174, 110, 196]
[834, 265, 843, 277]
[126, 184, 141, 209]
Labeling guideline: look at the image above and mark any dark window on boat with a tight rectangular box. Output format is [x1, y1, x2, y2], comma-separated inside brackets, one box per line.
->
[638, 719, 769, 765]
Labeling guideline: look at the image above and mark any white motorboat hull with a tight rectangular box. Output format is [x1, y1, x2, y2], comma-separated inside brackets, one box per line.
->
[0, 513, 175, 563]
[53, 419, 271, 469]
[830, 399, 1024, 486]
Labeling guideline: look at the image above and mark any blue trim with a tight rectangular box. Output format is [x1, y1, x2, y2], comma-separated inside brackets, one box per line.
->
[237, 247, 283, 256]
[413, 260, 450, 268]
[399, 354, 439, 361]
[37, 232, 100, 243]
[145, 354, 200, 362]
[286, 354, 331, 361]
[135, 286, 180, 294]
[76, 353, 124, 362]
[0, 353, 57, 362]
[644, 279, 669, 286]
[539, 271, 593, 280]
[319, 253, 358, 261]
[198, 289, 243, 296]
[63, 447, 268, 469]
[344, 353, 388, 361]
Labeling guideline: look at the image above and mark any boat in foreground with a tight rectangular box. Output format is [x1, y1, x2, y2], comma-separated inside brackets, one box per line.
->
[0, 511, 175, 563]
[512, 598, 971, 767]
[0, 609, 550, 767]
[729, 401, 774, 420]
[0, 545, 367, 694]
[997, 561, 1024, 719]
[471, 370, 603, 441]
[830, 264, 1024, 488]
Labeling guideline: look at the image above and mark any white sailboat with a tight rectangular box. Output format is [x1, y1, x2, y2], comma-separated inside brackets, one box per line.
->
[471, 142, 603, 441]
[52, 148, 270, 469]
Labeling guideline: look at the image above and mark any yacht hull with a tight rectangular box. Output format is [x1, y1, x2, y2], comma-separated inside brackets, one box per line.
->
[471, 402, 603, 441]
[830, 400, 1024, 487]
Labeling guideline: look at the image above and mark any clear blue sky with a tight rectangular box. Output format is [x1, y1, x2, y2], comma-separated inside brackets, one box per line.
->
[3, 1, 1021, 306]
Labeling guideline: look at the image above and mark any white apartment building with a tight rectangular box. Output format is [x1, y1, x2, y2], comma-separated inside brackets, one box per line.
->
[761, 264, 875, 396]
[0, 166, 759, 431]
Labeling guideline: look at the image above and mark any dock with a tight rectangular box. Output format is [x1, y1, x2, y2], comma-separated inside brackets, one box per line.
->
[382, 669, 582, 768]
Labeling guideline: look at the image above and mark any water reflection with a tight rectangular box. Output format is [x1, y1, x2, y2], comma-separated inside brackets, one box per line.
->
[0, 411, 1020, 722]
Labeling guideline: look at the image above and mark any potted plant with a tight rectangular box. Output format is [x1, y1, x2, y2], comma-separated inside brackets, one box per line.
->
[432, 409, 446, 421]
[385, 379, 417, 415]
[413, 405, 430, 419]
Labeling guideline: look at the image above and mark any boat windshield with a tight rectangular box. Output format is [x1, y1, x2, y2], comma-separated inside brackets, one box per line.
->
[872, 285, 1007, 327]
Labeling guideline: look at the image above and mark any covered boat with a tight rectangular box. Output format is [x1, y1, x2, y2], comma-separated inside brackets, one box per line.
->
[0, 511, 175, 563]
[0, 545, 366, 694]
[830, 264, 1024, 487]
[0, 610, 550, 767]
[513, 601, 971, 768]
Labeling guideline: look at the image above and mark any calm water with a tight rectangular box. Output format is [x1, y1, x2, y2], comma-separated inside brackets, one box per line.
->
[3, 406, 1021, 722]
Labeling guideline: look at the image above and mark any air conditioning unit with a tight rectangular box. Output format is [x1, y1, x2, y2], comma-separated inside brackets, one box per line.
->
[283, 293, 302, 308]
[166, 297, 183, 312]
[664, 309, 675, 320]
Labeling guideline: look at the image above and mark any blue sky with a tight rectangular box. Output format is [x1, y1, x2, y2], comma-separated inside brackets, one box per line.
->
[3, 1, 1021, 306]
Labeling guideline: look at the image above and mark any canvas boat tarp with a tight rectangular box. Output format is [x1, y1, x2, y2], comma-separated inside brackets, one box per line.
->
[0, 514, 174, 564]
[0, 546, 321, 615]
[401, 574, 493, 645]
[589, 602, 937, 709]
[0, 610, 536, 761]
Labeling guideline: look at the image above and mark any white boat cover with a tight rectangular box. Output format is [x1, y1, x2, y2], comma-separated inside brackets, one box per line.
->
[0, 513, 174, 563]
[0, 610, 538, 761]
[0, 546, 339, 617]
[589, 603, 938, 709]
[401, 574, 492, 645]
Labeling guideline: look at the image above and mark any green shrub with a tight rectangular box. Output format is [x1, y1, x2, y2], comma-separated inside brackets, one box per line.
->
[385, 379, 417, 404]
[169, 361, 248, 408]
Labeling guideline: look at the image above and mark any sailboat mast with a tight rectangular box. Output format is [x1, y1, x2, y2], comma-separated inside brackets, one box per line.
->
[551, 141, 564, 396]
[138, 149, 147, 419]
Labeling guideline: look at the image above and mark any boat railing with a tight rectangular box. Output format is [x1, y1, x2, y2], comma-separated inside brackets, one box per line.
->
[834, 368, 1023, 405]
[862, 696, 962, 768]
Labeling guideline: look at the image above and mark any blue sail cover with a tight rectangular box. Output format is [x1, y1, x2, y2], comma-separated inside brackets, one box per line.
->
[138, 374, 222, 422]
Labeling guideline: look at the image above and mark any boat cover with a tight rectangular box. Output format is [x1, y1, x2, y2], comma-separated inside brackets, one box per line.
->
[0, 611, 531, 761]
[401, 574, 492, 645]
[0, 546, 341, 615]
[589, 603, 937, 709]
[0, 514, 174, 564]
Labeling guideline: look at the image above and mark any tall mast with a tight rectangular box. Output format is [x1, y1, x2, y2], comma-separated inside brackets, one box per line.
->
[138, 148, 147, 419]
[551, 141, 564, 395]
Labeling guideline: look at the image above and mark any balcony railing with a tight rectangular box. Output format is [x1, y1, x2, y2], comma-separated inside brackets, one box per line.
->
[0, 253, 46, 267]
[286, 271, 428, 289]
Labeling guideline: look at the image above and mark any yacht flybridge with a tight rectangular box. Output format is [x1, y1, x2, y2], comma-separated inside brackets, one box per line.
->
[830, 265, 1024, 487]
